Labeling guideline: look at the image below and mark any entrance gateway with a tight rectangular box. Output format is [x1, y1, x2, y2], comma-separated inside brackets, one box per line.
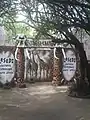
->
[14, 36, 77, 85]
[0, 36, 77, 85]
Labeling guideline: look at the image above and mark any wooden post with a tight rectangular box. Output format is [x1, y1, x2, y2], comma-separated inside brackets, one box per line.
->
[16, 47, 26, 88]
[52, 48, 62, 86]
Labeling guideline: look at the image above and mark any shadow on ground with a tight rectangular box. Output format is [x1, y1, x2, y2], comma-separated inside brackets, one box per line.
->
[0, 82, 90, 120]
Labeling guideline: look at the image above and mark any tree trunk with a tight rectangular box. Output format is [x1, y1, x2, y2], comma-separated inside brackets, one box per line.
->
[68, 39, 90, 97]
[52, 32, 90, 97]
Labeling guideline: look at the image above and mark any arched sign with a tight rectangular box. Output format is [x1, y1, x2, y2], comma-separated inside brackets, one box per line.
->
[0, 50, 15, 84]
[62, 49, 76, 81]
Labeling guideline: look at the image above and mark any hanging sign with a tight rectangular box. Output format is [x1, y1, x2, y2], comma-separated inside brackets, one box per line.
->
[62, 49, 76, 81]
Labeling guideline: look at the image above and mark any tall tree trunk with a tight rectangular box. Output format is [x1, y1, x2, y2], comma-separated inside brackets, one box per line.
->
[67, 34, 90, 96]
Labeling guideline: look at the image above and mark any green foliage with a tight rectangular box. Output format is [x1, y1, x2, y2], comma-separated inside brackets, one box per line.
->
[0, 0, 18, 39]
[15, 23, 36, 37]
[1, 0, 90, 41]
[17, 0, 90, 39]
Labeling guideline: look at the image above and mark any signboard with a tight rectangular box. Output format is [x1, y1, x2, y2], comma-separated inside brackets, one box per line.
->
[0, 48, 15, 84]
[62, 49, 76, 81]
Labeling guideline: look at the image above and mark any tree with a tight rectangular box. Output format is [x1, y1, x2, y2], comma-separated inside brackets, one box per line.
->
[18, 0, 90, 97]
[0, 0, 18, 35]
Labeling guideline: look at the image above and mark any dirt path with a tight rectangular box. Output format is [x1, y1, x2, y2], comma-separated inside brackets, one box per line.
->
[0, 83, 90, 120]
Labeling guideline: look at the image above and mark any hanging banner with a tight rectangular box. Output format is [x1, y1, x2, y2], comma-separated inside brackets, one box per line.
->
[62, 49, 76, 81]
[0, 47, 15, 84]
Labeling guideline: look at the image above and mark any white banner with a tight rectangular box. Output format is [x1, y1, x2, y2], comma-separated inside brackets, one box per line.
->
[0, 51, 15, 84]
[62, 50, 76, 81]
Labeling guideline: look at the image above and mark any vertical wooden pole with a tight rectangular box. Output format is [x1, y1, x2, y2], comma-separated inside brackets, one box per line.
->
[16, 47, 26, 88]
[52, 48, 62, 86]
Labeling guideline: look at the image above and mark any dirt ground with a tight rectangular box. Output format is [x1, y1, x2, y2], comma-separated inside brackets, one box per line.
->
[0, 82, 90, 120]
